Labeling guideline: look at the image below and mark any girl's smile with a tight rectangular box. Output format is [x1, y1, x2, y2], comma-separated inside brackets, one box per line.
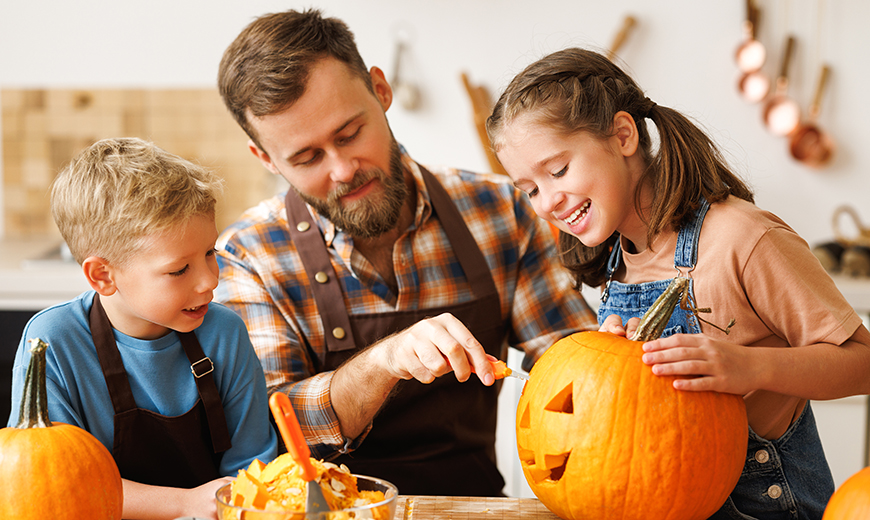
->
[559, 199, 592, 232]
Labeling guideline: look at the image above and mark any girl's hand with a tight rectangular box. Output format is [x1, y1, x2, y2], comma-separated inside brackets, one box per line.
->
[641, 334, 757, 395]
[599, 315, 640, 338]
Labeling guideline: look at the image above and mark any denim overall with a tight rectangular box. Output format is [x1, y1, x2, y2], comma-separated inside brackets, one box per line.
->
[598, 200, 835, 520]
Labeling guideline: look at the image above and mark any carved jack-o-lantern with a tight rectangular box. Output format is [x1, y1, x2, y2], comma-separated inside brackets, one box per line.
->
[517, 279, 748, 520]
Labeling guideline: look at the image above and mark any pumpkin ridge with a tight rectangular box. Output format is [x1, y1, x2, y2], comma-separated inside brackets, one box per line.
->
[619, 356, 640, 519]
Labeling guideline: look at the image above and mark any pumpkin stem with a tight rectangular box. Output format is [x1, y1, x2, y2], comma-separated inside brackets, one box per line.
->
[630, 277, 735, 342]
[16, 338, 53, 429]
[630, 277, 688, 342]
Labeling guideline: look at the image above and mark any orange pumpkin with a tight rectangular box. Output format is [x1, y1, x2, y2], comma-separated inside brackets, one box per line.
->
[0, 339, 123, 519]
[822, 467, 870, 519]
[516, 278, 748, 520]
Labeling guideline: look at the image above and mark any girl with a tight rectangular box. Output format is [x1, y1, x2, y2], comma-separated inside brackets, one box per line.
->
[486, 47, 870, 520]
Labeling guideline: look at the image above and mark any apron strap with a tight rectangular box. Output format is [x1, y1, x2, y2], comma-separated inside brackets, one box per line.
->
[90, 293, 137, 414]
[419, 165, 500, 306]
[177, 331, 232, 453]
[284, 189, 356, 356]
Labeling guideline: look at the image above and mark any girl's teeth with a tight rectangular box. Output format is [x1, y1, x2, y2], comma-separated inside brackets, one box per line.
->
[564, 201, 591, 225]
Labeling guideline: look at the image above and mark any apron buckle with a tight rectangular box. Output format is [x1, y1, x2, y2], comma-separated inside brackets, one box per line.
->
[190, 357, 214, 378]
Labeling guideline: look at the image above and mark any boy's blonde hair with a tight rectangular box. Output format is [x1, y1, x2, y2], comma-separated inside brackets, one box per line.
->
[51, 137, 224, 265]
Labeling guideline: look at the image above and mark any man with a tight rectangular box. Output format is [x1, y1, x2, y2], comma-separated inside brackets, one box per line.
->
[215, 8, 597, 496]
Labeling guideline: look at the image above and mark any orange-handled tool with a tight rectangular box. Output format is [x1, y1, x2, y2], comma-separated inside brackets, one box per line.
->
[269, 392, 331, 512]
[469, 355, 529, 381]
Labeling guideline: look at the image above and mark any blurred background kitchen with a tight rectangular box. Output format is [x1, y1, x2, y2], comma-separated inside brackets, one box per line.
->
[2, 0, 869, 497]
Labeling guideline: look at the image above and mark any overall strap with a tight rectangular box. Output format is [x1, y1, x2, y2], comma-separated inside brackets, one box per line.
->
[601, 240, 623, 303]
[673, 198, 711, 272]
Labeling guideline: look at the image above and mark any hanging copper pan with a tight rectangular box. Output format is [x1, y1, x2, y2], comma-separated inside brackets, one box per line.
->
[735, 0, 766, 72]
[736, 1, 770, 103]
[789, 65, 835, 168]
[762, 35, 801, 136]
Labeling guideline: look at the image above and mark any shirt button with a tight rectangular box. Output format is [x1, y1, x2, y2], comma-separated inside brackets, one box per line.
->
[296, 221, 311, 232]
[315, 271, 328, 283]
[767, 484, 783, 499]
[332, 327, 346, 340]
[754, 449, 770, 464]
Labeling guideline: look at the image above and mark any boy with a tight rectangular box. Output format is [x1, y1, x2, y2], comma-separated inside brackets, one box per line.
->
[7, 137, 277, 519]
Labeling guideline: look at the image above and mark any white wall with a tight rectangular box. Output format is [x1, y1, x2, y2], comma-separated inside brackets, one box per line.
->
[3, 0, 869, 496]
[3, 0, 869, 245]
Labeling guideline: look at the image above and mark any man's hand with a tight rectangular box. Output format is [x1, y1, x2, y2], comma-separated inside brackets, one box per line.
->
[331, 312, 493, 439]
[379, 313, 495, 386]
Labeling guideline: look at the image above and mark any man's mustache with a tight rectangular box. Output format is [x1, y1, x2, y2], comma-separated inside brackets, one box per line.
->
[328, 170, 380, 203]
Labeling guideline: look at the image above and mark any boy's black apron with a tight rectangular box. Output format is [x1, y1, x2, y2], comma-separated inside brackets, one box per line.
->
[89, 293, 231, 488]
[285, 165, 508, 496]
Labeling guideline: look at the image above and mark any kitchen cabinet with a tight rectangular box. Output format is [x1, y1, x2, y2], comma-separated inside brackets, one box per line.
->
[0, 310, 37, 424]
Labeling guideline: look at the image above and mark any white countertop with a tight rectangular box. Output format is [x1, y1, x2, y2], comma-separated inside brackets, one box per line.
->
[0, 236, 90, 311]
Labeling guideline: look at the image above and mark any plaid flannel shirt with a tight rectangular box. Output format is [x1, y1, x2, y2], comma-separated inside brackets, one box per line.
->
[215, 151, 597, 459]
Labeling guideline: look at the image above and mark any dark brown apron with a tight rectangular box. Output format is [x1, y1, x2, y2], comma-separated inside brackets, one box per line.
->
[89, 293, 231, 488]
[285, 165, 508, 496]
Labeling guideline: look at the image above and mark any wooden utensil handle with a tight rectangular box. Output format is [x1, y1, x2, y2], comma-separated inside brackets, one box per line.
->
[779, 35, 796, 80]
[810, 65, 831, 119]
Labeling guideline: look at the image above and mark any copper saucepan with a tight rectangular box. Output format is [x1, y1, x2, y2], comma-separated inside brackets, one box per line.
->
[736, 1, 770, 103]
[789, 65, 835, 168]
[735, 0, 766, 71]
[762, 35, 801, 135]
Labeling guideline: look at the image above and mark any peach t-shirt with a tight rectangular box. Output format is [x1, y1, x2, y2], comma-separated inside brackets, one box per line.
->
[615, 196, 863, 439]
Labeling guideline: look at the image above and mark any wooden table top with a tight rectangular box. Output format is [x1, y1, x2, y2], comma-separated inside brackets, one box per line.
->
[394, 496, 560, 519]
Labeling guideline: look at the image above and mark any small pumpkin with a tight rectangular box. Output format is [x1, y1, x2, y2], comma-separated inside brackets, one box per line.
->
[0, 338, 123, 519]
[822, 466, 870, 519]
[517, 277, 748, 520]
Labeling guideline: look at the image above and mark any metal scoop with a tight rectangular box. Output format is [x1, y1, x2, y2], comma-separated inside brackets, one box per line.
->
[269, 392, 331, 514]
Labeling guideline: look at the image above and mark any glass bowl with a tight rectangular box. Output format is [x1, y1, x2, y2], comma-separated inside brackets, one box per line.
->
[215, 474, 398, 520]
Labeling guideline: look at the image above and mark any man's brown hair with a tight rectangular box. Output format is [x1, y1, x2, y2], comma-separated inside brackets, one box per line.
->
[217, 8, 372, 149]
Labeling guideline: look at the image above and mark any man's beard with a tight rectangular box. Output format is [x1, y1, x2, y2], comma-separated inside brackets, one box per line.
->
[293, 140, 408, 239]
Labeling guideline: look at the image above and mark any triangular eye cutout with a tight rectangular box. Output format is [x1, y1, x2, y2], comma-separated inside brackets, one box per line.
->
[544, 383, 573, 414]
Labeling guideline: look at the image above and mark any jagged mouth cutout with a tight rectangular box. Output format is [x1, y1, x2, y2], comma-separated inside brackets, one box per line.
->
[518, 382, 572, 484]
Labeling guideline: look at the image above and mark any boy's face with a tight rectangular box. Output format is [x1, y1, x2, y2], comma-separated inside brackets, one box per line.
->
[103, 214, 219, 340]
